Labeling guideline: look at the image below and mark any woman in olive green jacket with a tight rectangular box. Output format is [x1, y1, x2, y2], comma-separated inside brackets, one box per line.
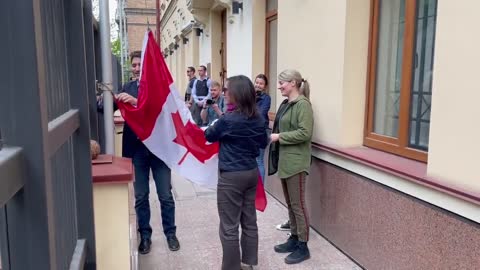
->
[268, 69, 314, 265]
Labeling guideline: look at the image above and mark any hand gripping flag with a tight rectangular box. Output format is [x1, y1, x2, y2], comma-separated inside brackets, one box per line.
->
[117, 31, 267, 211]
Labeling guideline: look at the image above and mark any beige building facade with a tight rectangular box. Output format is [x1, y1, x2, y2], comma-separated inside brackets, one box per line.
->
[155, 0, 480, 268]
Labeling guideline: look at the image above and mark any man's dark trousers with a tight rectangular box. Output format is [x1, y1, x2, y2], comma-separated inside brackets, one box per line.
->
[118, 80, 176, 239]
[133, 143, 176, 239]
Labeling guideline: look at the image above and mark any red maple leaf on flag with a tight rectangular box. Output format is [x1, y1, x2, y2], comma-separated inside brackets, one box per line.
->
[171, 111, 219, 165]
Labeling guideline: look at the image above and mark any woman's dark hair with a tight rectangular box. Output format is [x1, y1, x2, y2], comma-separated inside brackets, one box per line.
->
[227, 75, 258, 118]
[255, 74, 269, 87]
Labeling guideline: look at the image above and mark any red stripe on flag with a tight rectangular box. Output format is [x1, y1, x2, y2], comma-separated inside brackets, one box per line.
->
[117, 31, 173, 140]
[255, 174, 267, 212]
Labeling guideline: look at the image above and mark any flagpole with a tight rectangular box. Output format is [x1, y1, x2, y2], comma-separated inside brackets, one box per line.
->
[99, 0, 115, 155]
[118, 0, 125, 85]
[156, 0, 161, 46]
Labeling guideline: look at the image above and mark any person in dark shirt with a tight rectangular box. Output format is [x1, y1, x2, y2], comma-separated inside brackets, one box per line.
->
[254, 74, 271, 184]
[205, 75, 267, 270]
[185, 66, 196, 107]
[100, 51, 180, 255]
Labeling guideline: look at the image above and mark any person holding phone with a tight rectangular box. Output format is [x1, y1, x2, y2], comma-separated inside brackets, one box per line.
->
[200, 80, 225, 126]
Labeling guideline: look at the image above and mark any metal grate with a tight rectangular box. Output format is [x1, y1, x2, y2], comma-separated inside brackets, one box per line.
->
[42, 0, 71, 122]
[408, 0, 437, 150]
[51, 139, 78, 269]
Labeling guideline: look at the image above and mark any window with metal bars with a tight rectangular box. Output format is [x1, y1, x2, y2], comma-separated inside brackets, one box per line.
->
[364, 0, 438, 162]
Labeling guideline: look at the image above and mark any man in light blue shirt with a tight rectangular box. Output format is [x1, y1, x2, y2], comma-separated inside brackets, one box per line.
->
[191, 65, 211, 125]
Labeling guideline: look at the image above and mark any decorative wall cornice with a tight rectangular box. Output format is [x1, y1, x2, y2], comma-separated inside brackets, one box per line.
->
[160, 0, 179, 31]
[127, 22, 153, 27]
[124, 8, 156, 15]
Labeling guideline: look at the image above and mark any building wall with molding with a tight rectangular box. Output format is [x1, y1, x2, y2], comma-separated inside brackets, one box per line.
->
[160, 1, 480, 269]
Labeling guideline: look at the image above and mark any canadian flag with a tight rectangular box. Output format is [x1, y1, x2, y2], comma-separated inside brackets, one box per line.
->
[117, 31, 267, 211]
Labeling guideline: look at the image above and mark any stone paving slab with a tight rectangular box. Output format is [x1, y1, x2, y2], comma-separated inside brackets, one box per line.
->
[131, 173, 361, 270]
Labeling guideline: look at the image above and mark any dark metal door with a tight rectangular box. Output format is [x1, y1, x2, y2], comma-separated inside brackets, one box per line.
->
[0, 0, 97, 269]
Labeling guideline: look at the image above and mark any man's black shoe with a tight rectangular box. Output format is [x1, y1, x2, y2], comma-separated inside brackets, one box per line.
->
[167, 235, 180, 251]
[274, 234, 298, 253]
[285, 241, 310, 264]
[138, 237, 152, 255]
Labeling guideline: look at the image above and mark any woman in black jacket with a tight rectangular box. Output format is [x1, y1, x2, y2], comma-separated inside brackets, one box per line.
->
[205, 75, 268, 270]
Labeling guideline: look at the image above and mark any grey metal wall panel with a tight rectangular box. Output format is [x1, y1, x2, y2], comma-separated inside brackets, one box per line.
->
[83, 0, 100, 142]
[64, 0, 97, 268]
[1, 0, 54, 268]
[0, 0, 98, 268]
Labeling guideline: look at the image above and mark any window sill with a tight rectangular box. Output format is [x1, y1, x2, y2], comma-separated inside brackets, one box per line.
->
[312, 142, 480, 206]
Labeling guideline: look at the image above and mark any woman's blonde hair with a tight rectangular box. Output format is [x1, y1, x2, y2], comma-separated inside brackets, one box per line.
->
[278, 69, 310, 99]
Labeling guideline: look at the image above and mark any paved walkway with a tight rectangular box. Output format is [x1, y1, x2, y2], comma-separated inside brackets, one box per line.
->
[130, 174, 361, 270]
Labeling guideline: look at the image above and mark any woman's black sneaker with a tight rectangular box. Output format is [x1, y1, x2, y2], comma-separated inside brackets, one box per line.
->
[275, 220, 290, 231]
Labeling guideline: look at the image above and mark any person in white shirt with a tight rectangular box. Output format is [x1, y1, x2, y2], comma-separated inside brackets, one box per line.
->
[191, 65, 211, 125]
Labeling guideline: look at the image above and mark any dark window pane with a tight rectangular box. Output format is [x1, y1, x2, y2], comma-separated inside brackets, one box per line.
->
[408, 0, 437, 150]
[373, 0, 406, 138]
